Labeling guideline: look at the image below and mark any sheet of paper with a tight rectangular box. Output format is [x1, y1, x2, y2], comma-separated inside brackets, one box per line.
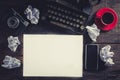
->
[23, 34, 83, 77]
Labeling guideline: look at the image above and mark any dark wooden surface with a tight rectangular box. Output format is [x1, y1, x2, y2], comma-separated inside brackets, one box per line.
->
[0, 0, 120, 80]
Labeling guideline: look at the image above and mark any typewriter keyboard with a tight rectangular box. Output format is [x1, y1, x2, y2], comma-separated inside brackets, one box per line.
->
[42, 1, 89, 34]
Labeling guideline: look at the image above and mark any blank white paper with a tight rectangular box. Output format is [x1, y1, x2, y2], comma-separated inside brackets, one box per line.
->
[23, 34, 83, 77]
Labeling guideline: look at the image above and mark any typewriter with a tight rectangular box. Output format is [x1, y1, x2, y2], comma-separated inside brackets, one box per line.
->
[41, 0, 90, 34]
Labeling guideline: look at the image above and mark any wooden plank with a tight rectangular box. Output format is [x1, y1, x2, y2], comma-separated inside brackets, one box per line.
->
[83, 44, 120, 80]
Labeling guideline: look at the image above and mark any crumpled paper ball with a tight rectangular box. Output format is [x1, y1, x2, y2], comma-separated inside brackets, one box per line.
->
[1, 55, 21, 69]
[24, 5, 40, 24]
[8, 36, 20, 52]
[100, 45, 115, 66]
[86, 24, 100, 42]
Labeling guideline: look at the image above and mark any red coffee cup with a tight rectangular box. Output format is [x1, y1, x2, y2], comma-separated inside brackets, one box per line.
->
[95, 8, 118, 31]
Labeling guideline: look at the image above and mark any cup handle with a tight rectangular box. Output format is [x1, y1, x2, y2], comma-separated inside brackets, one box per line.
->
[96, 15, 101, 19]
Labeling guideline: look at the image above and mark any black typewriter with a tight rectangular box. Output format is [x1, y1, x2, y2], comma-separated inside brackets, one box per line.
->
[41, 0, 90, 34]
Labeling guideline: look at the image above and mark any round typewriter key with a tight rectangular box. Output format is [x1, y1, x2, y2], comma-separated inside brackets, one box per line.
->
[73, 18, 76, 21]
[64, 10, 67, 13]
[52, 16, 56, 20]
[58, 13, 62, 16]
[55, 17, 59, 21]
[67, 11, 71, 14]
[83, 17, 86, 20]
[80, 15, 83, 18]
[73, 24, 76, 27]
[76, 14, 79, 17]
[48, 15, 52, 18]
[62, 20, 66, 23]
[69, 17, 72, 20]
[60, 18, 63, 22]
[54, 12, 57, 15]
[80, 25, 85, 30]
[80, 21, 83, 24]
[61, 9, 64, 12]
[70, 23, 73, 26]
[58, 7, 60, 11]
[53, 6, 57, 10]
[51, 10, 54, 14]
[76, 19, 80, 23]
[65, 16, 69, 19]
[57, 18, 60, 21]
[62, 15, 65, 18]
[50, 5, 54, 8]
[48, 10, 51, 13]
[76, 24, 80, 28]
[66, 21, 70, 24]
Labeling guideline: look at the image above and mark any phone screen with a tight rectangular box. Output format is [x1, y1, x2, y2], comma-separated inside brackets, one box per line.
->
[85, 44, 99, 70]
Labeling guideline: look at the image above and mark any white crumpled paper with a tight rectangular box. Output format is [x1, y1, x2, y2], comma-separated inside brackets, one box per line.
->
[8, 36, 20, 52]
[100, 45, 115, 66]
[1, 55, 21, 69]
[86, 24, 100, 42]
[24, 5, 40, 24]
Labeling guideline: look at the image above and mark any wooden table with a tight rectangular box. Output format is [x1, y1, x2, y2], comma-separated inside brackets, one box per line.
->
[0, 0, 120, 80]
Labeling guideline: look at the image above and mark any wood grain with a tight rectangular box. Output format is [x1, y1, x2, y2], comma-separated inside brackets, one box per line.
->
[0, 0, 120, 80]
